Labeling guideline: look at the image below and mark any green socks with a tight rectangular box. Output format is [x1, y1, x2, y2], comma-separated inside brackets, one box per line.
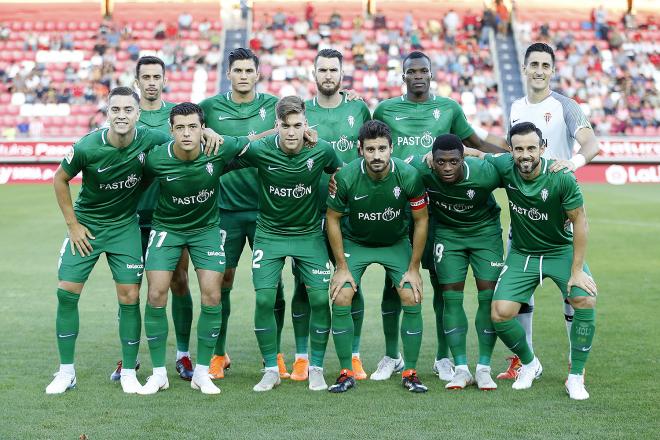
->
[476, 290, 496, 366]
[351, 287, 364, 354]
[119, 302, 141, 368]
[432, 279, 449, 360]
[494, 318, 534, 364]
[55, 288, 80, 364]
[145, 303, 168, 368]
[254, 288, 278, 367]
[443, 290, 468, 366]
[274, 281, 286, 353]
[570, 308, 595, 374]
[171, 291, 192, 352]
[400, 304, 423, 370]
[381, 278, 401, 358]
[213, 288, 232, 356]
[291, 277, 310, 354]
[308, 289, 330, 368]
[197, 304, 222, 366]
[331, 304, 354, 370]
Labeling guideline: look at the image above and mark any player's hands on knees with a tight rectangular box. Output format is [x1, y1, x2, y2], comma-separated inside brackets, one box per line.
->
[68, 222, 95, 257]
[330, 267, 357, 302]
[343, 89, 363, 101]
[303, 128, 318, 147]
[568, 270, 597, 297]
[400, 269, 423, 303]
[202, 128, 224, 155]
[549, 159, 576, 174]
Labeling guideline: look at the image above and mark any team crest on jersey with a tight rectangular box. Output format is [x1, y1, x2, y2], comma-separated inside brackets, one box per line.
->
[137, 152, 145, 164]
[467, 189, 475, 200]
[541, 188, 548, 202]
[206, 163, 214, 175]
[421, 131, 434, 148]
[393, 186, 401, 199]
[259, 107, 266, 121]
[544, 112, 552, 124]
[306, 158, 314, 171]
[64, 146, 74, 164]
[433, 109, 441, 120]
[347, 115, 355, 128]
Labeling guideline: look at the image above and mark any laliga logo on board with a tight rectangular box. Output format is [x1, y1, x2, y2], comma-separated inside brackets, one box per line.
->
[421, 131, 434, 148]
[605, 164, 660, 185]
[206, 163, 214, 175]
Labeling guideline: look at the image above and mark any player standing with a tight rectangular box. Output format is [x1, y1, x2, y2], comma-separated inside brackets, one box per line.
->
[199, 48, 289, 379]
[138, 103, 250, 395]
[327, 120, 429, 393]
[372, 51, 505, 382]
[109, 55, 196, 382]
[48, 87, 171, 394]
[226, 96, 342, 392]
[410, 134, 502, 390]
[499, 42, 600, 379]
[287, 48, 372, 381]
[472, 122, 597, 400]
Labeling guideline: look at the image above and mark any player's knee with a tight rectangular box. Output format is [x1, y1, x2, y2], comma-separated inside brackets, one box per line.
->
[116, 284, 140, 304]
[569, 295, 596, 309]
[147, 287, 168, 307]
[58, 281, 84, 294]
[255, 289, 276, 310]
[200, 288, 220, 307]
[491, 301, 516, 322]
[398, 289, 417, 306]
[222, 267, 236, 287]
[334, 289, 354, 307]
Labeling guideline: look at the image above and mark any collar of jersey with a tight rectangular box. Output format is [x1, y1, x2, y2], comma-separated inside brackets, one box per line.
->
[226, 91, 260, 104]
[168, 140, 203, 160]
[312, 92, 347, 108]
[400, 94, 436, 102]
[101, 127, 137, 146]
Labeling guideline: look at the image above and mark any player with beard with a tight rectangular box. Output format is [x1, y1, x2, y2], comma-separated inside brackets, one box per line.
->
[371, 51, 506, 383]
[287, 49, 372, 381]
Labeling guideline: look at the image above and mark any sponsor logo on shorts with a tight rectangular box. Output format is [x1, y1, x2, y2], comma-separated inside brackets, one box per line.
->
[126, 263, 144, 269]
[312, 268, 331, 275]
[358, 207, 401, 222]
[269, 184, 312, 198]
[207, 251, 225, 256]
[172, 188, 215, 205]
[99, 173, 141, 190]
[490, 262, 505, 267]
[509, 201, 548, 221]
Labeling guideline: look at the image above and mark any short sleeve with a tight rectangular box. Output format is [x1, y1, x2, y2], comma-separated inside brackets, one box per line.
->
[148, 129, 171, 150]
[324, 143, 343, 172]
[214, 135, 250, 163]
[359, 101, 372, 123]
[326, 170, 348, 213]
[560, 172, 584, 211]
[484, 153, 511, 177]
[404, 168, 427, 211]
[372, 102, 384, 122]
[60, 142, 85, 177]
[449, 100, 476, 140]
[143, 148, 158, 181]
[556, 93, 592, 138]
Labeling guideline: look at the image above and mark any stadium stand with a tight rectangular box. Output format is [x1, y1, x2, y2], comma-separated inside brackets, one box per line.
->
[0, 2, 221, 138]
[515, 7, 659, 136]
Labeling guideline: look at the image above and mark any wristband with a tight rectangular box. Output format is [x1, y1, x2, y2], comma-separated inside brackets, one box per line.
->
[569, 154, 586, 169]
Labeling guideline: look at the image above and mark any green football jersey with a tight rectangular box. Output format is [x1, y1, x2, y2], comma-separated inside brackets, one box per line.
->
[144, 136, 249, 232]
[327, 157, 427, 247]
[60, 127, 170, 227]
[305, 93, 371, 212]
[409, 156, 501, 237]
[136, 100, 176, 227]
[373, 94, 474, 160]
[485, 153, 584, 255]
[200, 92, 278, 211]
[235, 134, 342, 236]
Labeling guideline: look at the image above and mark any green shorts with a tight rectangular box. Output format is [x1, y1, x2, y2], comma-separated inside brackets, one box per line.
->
[145, 225, 226, 273]
[58, 218, 143, 284]
[343, 238, 412, 289]
[252, 232, 330, 290]
[140, 226, 150, 256]
[433, 230, 504, 284]
[219, 209, 257, 269]
[494, 247, 594, 303]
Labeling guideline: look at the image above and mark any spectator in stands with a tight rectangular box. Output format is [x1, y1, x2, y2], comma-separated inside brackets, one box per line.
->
[198, 19, 211, 38]
[410, 30, 424, 50]
[127, 39, 140, 61]
[307, 29, 321, 50]
[594, 6, 608, 39]
[294, 18, 309, 38]
[165, 22, 178, 39]
[0, 25, 9, 41]
[29, 117, 43, 138]
[62, 32, 74, 50]
[178, 11, 193, 30]
[444, 9, 460, 43]
[464, 9, 479, 33]
[427, 19, 442, 41]
[363, 69, 379, 93]
[272, 9, 287, 30]
[17, 119, 30, 138]
[305, 2, 315, 28]
[24, 33, 38, 51]
[495, 0, 510, 35]
[403, 12, 414, 36]
[154, 21, 166, 39]
[329, 11, 342, 29]
[480, 8, 496, 47]
[374, 13, 387, 30]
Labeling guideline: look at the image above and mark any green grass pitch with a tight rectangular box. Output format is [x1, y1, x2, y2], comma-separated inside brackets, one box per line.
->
[1, 184, 659, 439]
